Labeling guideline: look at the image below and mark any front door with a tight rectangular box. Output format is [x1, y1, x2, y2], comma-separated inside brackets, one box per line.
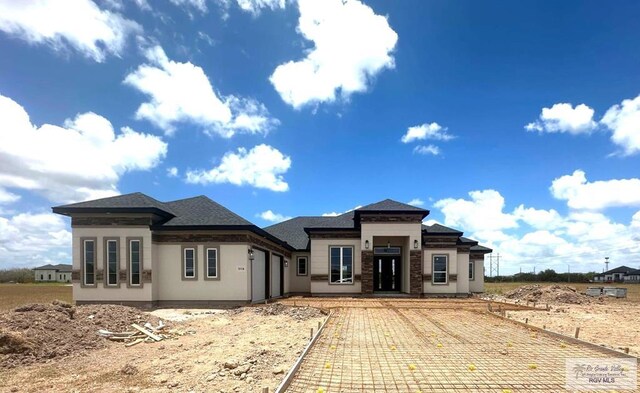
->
[374, 256, 401, 291]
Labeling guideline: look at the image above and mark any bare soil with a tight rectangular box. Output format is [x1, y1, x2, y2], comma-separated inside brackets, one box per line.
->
[483, 284, 640, 357]
[0, 304, 325, 393]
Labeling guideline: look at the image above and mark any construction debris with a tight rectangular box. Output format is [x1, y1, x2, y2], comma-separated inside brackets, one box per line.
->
[0, 301, 168, 368]
[251, 304, 325, 320]
[503, 284, 596, 304]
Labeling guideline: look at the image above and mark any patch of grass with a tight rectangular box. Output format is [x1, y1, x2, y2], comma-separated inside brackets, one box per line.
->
[0, 283, 72, 311]
[485, 282, 640, 302]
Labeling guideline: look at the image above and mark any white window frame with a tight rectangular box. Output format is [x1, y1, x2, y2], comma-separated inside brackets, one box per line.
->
[184, 247, 196, 279]
[469, 260, 475, 281]
[129, 239, 142, 286]
[329, 246, 354, 284]
[432, 254, 448, 285]
[206, 248, 218, 279]
[83, 239, 95, 286]
[297, 257, 308, 276]
[106, 239, 118, 286]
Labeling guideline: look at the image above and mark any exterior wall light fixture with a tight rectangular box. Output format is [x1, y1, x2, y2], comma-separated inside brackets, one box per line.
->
[248, 247, 254, 260]
[414, 239, 419, 249]
[365, 240, 370, 249]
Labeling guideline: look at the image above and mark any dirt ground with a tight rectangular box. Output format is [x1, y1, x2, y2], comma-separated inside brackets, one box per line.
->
[483, 284, 640, 357]
[0, 304, 325, 393]
[0, 284, 72, 311]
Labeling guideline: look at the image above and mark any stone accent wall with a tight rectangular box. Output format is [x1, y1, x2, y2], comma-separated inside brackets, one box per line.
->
[359, 214, 423, 223]
[72, 216, 151, 226]
[361, 250, 374, 294]
[409, 250, 422, 295]
[308, 232, 361, 239]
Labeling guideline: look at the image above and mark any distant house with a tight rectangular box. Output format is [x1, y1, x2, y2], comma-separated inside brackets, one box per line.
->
[33, 264, 72, 283]
[593, 266, 640, 283]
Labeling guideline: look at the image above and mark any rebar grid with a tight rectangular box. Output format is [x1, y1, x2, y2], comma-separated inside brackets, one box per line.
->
[283, 301, 637, 392]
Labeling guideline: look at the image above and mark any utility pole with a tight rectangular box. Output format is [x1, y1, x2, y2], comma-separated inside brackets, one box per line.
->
[496, 253, 500, 277]
[488, 253, 493, 277]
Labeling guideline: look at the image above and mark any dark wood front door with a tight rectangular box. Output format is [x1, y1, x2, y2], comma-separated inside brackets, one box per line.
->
[374, 256, 401, 291]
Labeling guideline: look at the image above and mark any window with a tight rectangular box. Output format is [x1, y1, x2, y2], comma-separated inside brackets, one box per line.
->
[48, 274, 51, 280]
[106, 239, 118, 286]
[40, 274, 43, 280]
[330, 246, 353, 284]
[469, 260, 475, 280]
[206, 248, 218, 278]
[297, 257, 308, 276]
[83, 239, 95, 285]
[184, 247, 196, 279]
[432, 255, 448, 284]
[129, 240, 141, 286]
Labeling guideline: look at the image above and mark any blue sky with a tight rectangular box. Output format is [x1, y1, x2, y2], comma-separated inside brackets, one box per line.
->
[1, 0, 639, 274]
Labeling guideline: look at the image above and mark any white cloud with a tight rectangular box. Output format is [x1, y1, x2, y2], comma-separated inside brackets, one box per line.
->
[601, 94, 640, 156]
[413, 145, 440, 156]
[166, 167, 179, 177]
[550, 170, 640, 210]
[257, 210, 291, 223]
[525, 103, 596, 134]
[186, 144, 291, 192]
[124, 45, 279, 138]
[435, 190, 519, 234]
[0, 0, 141, 62]
[0, 188, 20, 204]
[322, 204, 362, 217]
[236, 0, 286, 15]
[401, 123, 453, 143]
[0, 212, 72, 268]
[269, 0, 398, 108]
[168, 0, 208, 14]
[433, 187, 640, 274]
[0, 93, 167, 203]
[407, 198, 424, 207]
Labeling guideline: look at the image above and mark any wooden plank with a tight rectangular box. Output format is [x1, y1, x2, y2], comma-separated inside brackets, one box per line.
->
[131, 323, 162, 341]
[125, 338, 145, 347]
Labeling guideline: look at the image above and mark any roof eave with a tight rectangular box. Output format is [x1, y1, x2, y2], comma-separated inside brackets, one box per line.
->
[52, 206, 175, 219]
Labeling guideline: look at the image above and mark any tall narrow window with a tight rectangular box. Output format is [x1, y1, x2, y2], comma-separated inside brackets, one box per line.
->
[469, 260, 475, 280]
[297, 257, 307, 276]
[129, 240, 141, 286]
[206, 248, 218, 278]
[106, 240, 118, 285]
[329, 246, 353, 284]
[83, 239, 95, 285]
[184, 248, 196, 279]
[432, 255, 448, 284]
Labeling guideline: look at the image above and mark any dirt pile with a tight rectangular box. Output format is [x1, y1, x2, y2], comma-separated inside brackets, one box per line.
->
[251, 303, 325, 320]
[504, 285, 594, 304]
[0, 301, 165, 368]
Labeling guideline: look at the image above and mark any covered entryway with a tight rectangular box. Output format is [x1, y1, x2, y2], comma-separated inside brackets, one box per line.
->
[251, 249, 267, 302]
[373, 247, 401, 292]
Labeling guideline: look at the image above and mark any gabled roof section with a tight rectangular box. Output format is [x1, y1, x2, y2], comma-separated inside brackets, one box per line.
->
[422, 223, 463, 235]
[355, 199, 429, 217]
[599, 265, 640, 275]
[264, 217, 334, 250]
[52, 192, 175, 217]
[458, 236, 479, 245]
[33, 263, 72, 272]
[159, 196, 254, 227]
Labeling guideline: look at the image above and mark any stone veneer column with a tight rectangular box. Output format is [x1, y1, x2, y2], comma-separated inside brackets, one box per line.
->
[409, 250, 423, 295]
[361, 250, 374, 294]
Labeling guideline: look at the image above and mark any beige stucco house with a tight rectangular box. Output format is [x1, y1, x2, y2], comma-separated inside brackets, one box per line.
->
[53, 193, 491, 306]
[33, 264, 72, 283]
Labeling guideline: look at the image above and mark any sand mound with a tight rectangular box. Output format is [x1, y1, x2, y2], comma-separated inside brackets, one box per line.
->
[251, 304, 325, 320]
[504, 284, 593, 305]
[0, 301, 165, 369]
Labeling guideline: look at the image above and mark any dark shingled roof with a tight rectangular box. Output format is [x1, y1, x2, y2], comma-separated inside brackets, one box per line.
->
[458, 236, 479, 245]
[53, 192, 176, 216]
[356, 199, 429, 213]
[161, 196, 254, 227]
[422, 223, 463, 235]
[597, 265, 640, 276]
[264, 217, 335, 250]
[470, 245, 493, 253]
[33, 264, 72, 272]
